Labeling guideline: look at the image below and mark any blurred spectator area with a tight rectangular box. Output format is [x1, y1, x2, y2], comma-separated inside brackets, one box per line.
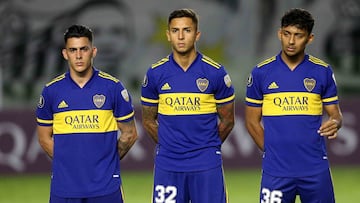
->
[0, 0, 359, 109]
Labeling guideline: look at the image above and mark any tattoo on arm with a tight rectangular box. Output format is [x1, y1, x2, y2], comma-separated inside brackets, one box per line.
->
[118, 119, 138, 159]
[217, 102, 235, 142]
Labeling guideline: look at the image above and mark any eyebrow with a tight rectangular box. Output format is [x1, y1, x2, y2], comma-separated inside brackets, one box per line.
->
[282, 29, 306, 35]
[67, 46, 89, 50]
[170, 27, 192, 30]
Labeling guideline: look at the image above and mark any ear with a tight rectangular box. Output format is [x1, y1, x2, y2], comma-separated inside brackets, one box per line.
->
[62, 48, 68, 60]
[92, 46, 98, 57]
[307, 33, 314, 45]
[166, 30, 171, 41]
[277, 28, 282, 41]
[195, 31, 201, 42]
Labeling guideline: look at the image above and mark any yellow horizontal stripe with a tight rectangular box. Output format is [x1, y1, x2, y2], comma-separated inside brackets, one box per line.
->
[216, 94, 235, 103]
[116, 111, 134, 121]
[53, 109, 117, 134]
[245, 97, 263, 104]
[159, 93, 216, 115]
[322, 96, 338, 103]
[37, 118, 53, 124]
[141, 97, 159, 104]
[263, 92, 322, 116]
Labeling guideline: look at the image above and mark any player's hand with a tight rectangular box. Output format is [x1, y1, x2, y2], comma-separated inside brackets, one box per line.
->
[317, 119, 340, 139]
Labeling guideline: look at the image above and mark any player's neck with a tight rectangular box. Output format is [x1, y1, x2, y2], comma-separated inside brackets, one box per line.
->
[173, 50, 197, 71]
[70, 68, 93, 88]
[281, 52, 305, 71]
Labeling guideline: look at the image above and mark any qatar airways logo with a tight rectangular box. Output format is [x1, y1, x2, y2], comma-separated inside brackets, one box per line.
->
[164, 96, 201, 111]
[273, 96, 309, 111]
[64, 114, 100, 129]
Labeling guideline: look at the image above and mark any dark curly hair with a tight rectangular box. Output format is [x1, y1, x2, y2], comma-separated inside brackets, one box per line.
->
[281, 8, 314, 34]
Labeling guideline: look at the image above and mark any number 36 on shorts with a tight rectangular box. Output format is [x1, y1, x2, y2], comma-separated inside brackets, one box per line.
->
[261, 188, 283, 203]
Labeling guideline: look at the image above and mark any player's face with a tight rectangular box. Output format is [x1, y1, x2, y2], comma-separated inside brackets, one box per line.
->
[166, 17, 200, 55]
[278, 25, 313, 58]
[62, 37, 97, 75]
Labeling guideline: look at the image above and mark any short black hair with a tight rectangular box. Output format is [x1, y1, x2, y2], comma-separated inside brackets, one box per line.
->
[168, 8, 199, 30]
[281, 8, 314, 34]
[63, 24, 94, 43]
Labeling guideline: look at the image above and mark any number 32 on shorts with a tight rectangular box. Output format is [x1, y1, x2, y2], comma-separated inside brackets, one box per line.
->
[261, 188, 283, 203]
[155, 185, 177, 203]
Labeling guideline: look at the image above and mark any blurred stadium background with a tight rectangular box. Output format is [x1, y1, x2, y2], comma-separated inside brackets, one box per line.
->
[0, 0, 359, 202]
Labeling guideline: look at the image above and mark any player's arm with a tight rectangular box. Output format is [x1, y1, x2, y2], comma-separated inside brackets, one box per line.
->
[37, 125, 54, 159]
[117, 119, 138, 160]
[245, 105, 264, 151]
[141, 105, 159, 143]
[217, 101, 235, 142]
[318, 104, 343, 139]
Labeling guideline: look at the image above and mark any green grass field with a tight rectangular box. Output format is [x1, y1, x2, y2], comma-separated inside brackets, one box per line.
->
[0, 166, 359, 203]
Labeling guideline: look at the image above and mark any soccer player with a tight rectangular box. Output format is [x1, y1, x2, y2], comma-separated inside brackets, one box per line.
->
[141, 8, 235, 203]
[245, 8, 343, 203]
[36, 24, 138, 203]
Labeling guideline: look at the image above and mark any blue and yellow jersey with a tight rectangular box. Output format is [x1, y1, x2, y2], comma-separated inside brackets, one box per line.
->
[245, 53, 339, 177]
[36, 68, 134, 198]
[141, 52, 235, 172]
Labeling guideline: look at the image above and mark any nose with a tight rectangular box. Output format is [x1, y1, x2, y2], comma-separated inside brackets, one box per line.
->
[76, 50, 82, 59]
[289, 35, 295, 44]
[178, 31, 184, 40]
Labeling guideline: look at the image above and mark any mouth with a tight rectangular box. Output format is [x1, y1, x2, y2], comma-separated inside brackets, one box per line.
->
[286, 46, 296, 52]
[177, 43, 185, 48]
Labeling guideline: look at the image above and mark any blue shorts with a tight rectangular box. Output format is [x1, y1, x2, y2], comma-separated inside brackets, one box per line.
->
[260, 169, 335, 203]
[50, 189, 123, 203]
[153, 166, 227, 203]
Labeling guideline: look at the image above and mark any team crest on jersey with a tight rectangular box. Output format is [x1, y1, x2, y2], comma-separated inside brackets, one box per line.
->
[224, 74, 232, 88]
[37, 95, 45, 108]
[303, 78, 316, 92]
[93, 94, 106, 108]
[196, 78, 209, 92]
[121, 89, 130, 102]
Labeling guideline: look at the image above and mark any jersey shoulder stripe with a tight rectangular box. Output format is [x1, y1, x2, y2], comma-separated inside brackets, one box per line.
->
[308, 55, 329, 67]
[151, 56, 170, 69]
[201, 55, 221, 69]
[257, 56, 276, 68]
[98, 71, 119, 83]
[46, 74, 66, 87]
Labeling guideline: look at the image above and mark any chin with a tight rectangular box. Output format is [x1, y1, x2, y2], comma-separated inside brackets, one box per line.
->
[284, 51, 299, 57]
[176, 49, 190, 55]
